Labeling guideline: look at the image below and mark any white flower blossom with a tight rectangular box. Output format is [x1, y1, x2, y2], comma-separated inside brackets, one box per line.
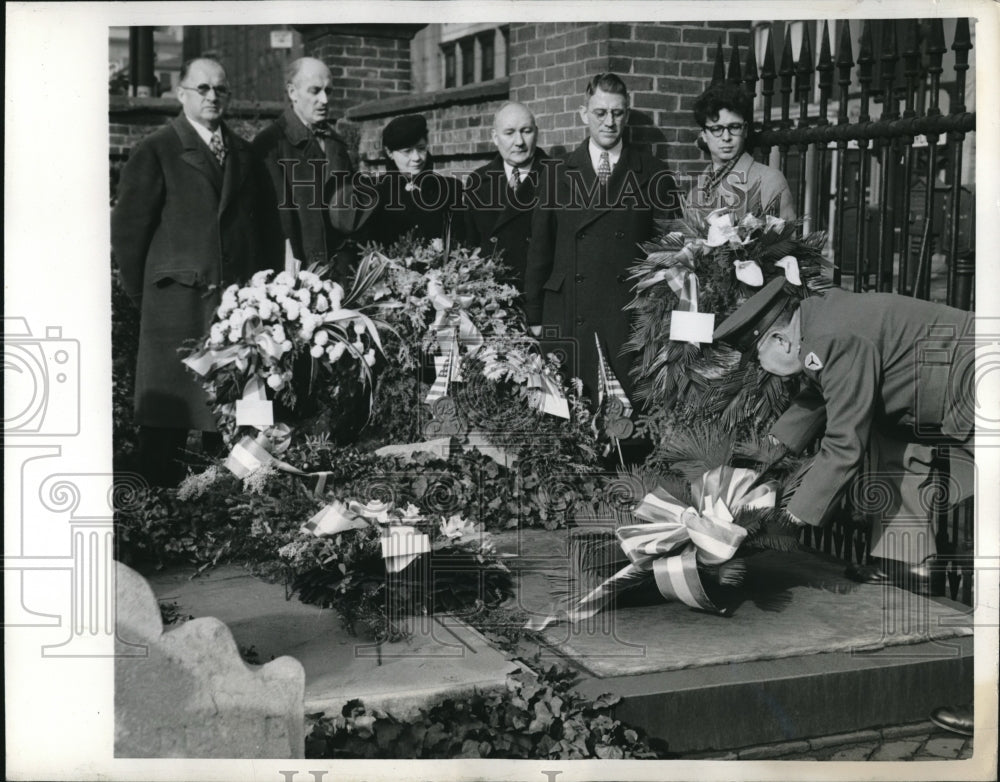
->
[274, 271, 295, 287]
[314, 330, 330, 346]
[431, 237, 444, 253]
[251, 270, 273, 286]
[328, 282, 345, 311]
[364, 349, 376, 367]
[353, 320, 366, 335]
[310, 344, 324, 358]
[283, 300, 300, 321]
[281, 339, 293, 353]
[267, 373, 284, 390]
[296, 288, 312, 305]
[314, 294, 330, 313]
[327, 342, 346, 362]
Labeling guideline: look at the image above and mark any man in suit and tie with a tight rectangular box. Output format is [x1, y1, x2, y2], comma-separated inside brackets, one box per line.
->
[462, 102, 548, 290]
[112, 57, 282, 486]
[252, 56, 366, 277]
[524, 72, 681, 403]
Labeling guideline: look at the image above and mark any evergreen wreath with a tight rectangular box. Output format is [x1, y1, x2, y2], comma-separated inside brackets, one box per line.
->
[624, 192, 832, 440]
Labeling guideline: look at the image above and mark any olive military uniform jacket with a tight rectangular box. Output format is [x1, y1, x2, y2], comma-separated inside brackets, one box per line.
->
[770, 289, 975, 526]
[523, 140, 681, 400]
[690, 152, 795, 222]
[251, 109, 362, 277]
[461, 150, 548, 290]
[112, 115, 283, 430]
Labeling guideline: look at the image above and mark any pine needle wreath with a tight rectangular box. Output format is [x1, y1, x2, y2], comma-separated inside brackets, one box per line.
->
[624, 195, 832, 439]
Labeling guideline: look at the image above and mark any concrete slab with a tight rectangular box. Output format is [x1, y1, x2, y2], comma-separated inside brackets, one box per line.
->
[490, 530, 975, 753]
[147, 566, 519, 720]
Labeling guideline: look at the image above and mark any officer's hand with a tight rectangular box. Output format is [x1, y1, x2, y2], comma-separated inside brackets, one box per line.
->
[766, 434, 787, 452]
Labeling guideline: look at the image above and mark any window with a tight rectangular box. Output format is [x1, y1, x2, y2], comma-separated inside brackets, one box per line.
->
[443, 43, 456, 89]
[423, 25, 509, 92]
[460, 37, 475, 86]
[479, 31, 495, 82]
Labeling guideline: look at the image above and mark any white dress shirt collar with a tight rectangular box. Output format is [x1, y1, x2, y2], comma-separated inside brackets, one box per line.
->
[186, 115, 223, 148]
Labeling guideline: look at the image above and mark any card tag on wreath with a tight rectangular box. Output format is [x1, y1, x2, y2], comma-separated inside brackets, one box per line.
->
[236, 376, 274, 428]
[380, 527, 432, 572]
[669, 310, 715, 343]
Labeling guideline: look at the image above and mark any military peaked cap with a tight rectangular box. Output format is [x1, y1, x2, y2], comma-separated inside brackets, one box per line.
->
[713, 276, 794, 353]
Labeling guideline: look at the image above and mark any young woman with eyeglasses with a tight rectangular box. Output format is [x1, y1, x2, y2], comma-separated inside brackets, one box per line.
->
[690, 83, 795, 221]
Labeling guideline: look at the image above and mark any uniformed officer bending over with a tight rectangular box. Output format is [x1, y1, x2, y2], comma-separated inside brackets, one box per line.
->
[714, 278, 975, 592]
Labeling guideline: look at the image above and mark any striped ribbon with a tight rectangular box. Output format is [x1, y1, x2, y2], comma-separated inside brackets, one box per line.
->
[532, 466, 777, 629]
[425, 330, 461, 403]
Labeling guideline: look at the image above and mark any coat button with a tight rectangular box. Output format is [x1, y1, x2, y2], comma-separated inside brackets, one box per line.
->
[615, 231, 625, 239]
[576, 316, 585, 325]
[490, 236, 498, 243]
[578, 232, 587, 240]
[575, 274, 586, 283]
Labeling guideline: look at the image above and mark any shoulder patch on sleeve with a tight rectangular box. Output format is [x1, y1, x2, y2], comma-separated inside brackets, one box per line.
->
[804, 351, 824, 371]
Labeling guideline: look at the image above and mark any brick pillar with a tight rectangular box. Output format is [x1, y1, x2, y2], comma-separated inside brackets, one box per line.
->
[508, 21, 751, 171]
[300, 24, 423, 119]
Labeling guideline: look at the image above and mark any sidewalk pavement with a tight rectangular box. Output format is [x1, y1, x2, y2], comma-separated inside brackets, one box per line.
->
[688, 720, 974, 761]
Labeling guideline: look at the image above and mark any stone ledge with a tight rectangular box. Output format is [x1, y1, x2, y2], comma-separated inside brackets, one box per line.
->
[346, 78, 510, 121]
[109, 95, 285, 119]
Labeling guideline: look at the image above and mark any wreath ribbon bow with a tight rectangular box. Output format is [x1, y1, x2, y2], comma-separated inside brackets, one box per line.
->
[183, 316, 284, 377]
[300, 499, 430, 572]
[530, 467, 777, 630]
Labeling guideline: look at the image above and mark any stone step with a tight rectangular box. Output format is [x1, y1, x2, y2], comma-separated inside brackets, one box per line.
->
[147, 565, 520, 721]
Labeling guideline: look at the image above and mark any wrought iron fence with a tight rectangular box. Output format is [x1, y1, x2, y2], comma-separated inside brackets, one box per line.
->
[711, 18, 976, 603]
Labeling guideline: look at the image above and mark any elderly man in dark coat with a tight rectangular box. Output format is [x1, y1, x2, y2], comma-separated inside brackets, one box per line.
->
[112, 57, 282, 486]
[462, 102, 548, 290]
[524, 72, 681, 404]
[252, 56, 366, 278]
[714, 277, 975, 593]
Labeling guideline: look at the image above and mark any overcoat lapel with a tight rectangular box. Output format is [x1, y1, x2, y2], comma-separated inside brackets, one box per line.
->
[172, 116, 223, 194]
[218, 126, 250, 217]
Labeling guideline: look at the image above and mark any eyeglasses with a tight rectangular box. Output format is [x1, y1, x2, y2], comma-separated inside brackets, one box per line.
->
[703, 122, 746, 137]
[179, 84, 231, 97]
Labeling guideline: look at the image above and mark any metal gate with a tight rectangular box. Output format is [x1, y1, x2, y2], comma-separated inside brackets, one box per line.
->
[712, 18, 976, 602]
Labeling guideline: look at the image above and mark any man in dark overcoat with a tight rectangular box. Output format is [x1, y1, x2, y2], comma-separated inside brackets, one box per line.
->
[462, 102, 548, 290]
[112, 57, 282, 486]
[714, 277, 975, 590]
[524, 72, 681, 402]
[252, 57, 366, 278]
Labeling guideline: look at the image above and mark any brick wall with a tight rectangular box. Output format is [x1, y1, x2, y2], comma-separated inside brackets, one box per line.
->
[344, 79, 510, 178]
[109, 97, 284, 160]
[508, 21, 752, 175]
[303, 25, 418, 120]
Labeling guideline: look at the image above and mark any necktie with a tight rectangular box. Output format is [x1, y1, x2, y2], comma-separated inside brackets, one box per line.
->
[597, 151, 611, 184]
[510, 167, 521, 189]
[209, 133, 226, 167]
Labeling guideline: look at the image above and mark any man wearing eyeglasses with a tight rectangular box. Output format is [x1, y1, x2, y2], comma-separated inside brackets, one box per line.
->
[112, 57, 282, 487]
[252, 57, 368, 277]
[524, 72, 681, 414]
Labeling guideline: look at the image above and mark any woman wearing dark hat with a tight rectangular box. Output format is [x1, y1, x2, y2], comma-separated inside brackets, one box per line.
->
[690, 83, 795, 221]
[365, 113, 464, 247]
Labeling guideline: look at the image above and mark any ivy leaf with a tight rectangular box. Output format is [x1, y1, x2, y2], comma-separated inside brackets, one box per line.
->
[591, 693, 621, 709]
[595, 743, 625, 759]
